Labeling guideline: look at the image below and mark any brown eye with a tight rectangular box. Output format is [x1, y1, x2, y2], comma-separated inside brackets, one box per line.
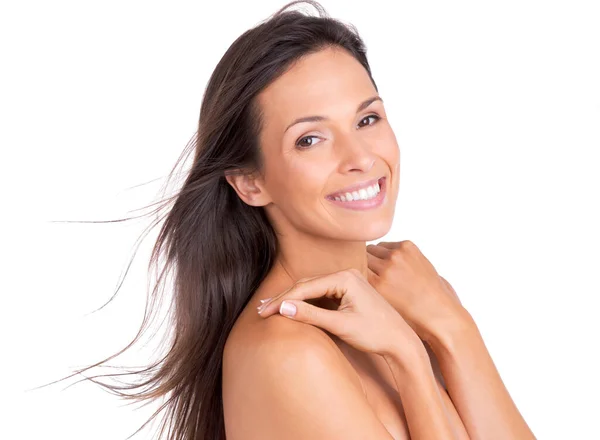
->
[358, 114, 381, 127]
[295, 135, 322, 149]
[295, 114, 381, 150]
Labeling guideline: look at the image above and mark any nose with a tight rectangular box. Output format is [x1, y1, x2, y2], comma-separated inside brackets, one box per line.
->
[336, 133, 377, 174]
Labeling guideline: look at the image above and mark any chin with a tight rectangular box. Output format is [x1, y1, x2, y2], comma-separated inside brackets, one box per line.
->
[342, 218, 393, 241]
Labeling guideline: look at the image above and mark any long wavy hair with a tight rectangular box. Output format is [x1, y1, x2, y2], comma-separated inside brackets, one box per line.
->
[41, 1, 379, 439]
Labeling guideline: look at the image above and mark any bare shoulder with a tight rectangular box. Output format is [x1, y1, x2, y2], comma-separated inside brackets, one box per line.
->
[222, 315, 393, 440]
[222, 313, 359, 397]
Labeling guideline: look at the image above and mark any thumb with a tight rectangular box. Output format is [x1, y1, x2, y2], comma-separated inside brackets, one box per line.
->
[279, 300, 340, 333]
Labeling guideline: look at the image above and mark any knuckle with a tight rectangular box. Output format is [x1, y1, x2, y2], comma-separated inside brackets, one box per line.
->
[401, 239, 414, 248]
[347, 268, 365, 285]
[390, 249, 404, 263]
[401, 240, 419, 252]
[344, 268, 360, 280]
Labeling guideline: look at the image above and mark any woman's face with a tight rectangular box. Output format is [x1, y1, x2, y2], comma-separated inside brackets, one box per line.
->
[254, 46, 400, 241]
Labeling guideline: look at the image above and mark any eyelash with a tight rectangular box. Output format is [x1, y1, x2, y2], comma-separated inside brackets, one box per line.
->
[295, 113, 382, 149]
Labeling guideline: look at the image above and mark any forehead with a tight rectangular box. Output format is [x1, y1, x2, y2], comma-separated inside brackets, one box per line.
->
[257, 47, 376, 128]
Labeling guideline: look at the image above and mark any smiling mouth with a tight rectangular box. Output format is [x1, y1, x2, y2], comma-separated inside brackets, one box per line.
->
[326, 176, 386, 201]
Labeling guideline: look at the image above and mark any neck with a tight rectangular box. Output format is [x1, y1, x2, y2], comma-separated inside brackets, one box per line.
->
[257, 205, 379, 307]
[268, 226, 371, 310]
[275, 237, 369, 281]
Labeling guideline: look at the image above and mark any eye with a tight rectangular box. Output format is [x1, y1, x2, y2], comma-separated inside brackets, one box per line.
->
[294, 114, 382, 150]
[358, 114, 381, 128]
[295, 135, 323, 149]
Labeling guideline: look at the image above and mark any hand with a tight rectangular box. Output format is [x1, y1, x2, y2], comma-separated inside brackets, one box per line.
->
[257, 268, 424, 357]
[366, 240, 467, 343]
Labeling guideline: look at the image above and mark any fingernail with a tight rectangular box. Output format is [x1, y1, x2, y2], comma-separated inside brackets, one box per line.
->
[279, 301, 296, 317]
[257, 298, 273, 314]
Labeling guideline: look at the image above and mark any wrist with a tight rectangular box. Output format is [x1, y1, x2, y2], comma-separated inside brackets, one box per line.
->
[424, 307, 479, 356]
[381, 336, 430, 374]
[382, 343, 441, 397]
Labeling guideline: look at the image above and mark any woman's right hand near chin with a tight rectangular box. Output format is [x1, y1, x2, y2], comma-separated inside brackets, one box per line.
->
[256, 267, 425, 362]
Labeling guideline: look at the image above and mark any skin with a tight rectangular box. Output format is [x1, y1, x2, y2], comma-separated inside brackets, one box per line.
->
[223, 46, 464, 439]
[226, 46, 401, 291]
[223, 46, 536, 440]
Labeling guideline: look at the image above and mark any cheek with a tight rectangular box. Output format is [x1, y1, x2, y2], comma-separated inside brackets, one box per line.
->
[273, 165, 330, 211]
[377, 125, 400, 162]
[267, 167, 309, 200]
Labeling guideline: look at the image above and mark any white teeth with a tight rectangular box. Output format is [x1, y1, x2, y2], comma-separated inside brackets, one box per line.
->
[333, 182, 381, 202]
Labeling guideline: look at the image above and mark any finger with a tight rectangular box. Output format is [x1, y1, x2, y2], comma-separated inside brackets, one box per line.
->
[297, 275, 323, 283]
[375, 241, 402, 250]
[255, 274, 326, 311]
[366, 252, 386, 276]
[366, 243, 391, 259]
[257, 270, 351, 318]
[256, 284, 295, 311]
[276, 299, 342, 334]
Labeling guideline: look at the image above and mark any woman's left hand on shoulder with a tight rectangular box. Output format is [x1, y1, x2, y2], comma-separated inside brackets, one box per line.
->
[366, 240, 470, 343]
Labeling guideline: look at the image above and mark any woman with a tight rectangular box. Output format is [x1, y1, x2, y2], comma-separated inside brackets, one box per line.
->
[219, 3, 534, 439]
[59, 1, 536, 439]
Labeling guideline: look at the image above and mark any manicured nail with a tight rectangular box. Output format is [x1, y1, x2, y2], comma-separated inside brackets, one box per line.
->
[257, 298, 273, 314]
[279, 301, 296, 317]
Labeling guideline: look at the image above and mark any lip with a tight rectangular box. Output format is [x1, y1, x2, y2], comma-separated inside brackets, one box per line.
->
[325, 176, 387, 211]
[326, 176, 384, 199]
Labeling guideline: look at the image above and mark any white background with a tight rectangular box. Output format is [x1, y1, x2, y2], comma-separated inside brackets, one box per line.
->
[2, 0, 599, 439]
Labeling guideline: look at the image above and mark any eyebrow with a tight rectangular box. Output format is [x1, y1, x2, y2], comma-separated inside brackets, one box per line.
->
[284, 95, 384, 133]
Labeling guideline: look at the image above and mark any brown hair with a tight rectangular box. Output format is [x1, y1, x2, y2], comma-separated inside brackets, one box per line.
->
[41, 1, 378, 439]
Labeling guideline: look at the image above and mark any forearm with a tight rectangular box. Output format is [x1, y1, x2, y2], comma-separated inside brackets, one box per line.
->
[383, 346, 459, 440]
[427, 311, 536, 440]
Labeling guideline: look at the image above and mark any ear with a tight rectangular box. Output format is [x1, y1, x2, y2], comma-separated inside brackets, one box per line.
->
[225, 169, 272, 207]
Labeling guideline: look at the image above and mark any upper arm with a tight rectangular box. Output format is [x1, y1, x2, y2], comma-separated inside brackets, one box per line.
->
[238, 323, 394, 440]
